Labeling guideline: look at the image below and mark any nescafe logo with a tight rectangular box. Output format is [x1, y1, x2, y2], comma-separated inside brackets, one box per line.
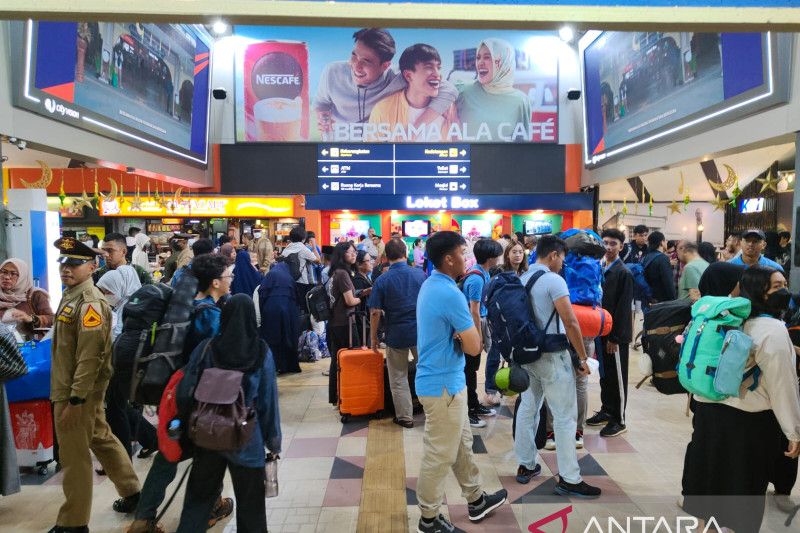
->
[252, 52, 303, 100]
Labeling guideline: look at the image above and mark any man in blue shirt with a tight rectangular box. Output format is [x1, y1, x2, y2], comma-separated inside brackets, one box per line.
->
[461, 238, 503, 428]
[368, 238, 426, 428]
[415, 231, 507, 533]
[728, 229, 785, 272]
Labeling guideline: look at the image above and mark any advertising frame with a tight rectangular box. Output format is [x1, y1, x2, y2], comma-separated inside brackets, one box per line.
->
[579, 31, 791, 168]
[12, 20, 212, 168]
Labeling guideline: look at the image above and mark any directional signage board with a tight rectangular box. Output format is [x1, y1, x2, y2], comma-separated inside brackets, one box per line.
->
[317, 144, 470, 195]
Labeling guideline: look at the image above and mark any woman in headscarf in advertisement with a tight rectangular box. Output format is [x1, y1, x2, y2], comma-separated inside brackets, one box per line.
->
[456, 38, 531, 142]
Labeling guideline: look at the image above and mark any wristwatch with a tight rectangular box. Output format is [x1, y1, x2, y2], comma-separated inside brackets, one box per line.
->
[68, 396, 86, 405]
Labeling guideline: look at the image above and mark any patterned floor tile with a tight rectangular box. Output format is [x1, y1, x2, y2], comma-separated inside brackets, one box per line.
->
[472, 434, 488, 454]
[330, 456, 365, 479]
[283, 437, 340, 458]
[582, 433, 637, 453]
[322, 479, 363, 507]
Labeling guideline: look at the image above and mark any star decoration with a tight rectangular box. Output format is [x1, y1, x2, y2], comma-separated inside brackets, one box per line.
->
[756, 169, 779, 193]
[711, 195, 729, 212]
[668, 200, 682, 215]
[71, 188, 93, 214]
[128, 194, 143, 212]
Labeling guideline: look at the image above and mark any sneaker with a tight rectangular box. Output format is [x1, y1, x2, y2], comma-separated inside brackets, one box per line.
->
[417, 514, 465, 533]
[586, 411, 611, 427]
[554, 476, 601, 499]
[112, 492, 140, 513]
[483, 391, 502, 406]
[48, 527, 89, 533]
[575, 431, 584, 449]
[468, 489, 508, 521]
[472, 405, 496, 417]
[468, 413, 487, 428]
[515, 463, 542, 484]
[208, 497, 234, 528]
[773, 492, 799, 513]
[600, 421, 627, 438]
[125, 520, 166, 533]
[544, 432, 556, 450]
[392, 417, 414, 429]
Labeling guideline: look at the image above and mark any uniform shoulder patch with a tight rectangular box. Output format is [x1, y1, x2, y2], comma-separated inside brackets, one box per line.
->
[82, 304, 103, 328]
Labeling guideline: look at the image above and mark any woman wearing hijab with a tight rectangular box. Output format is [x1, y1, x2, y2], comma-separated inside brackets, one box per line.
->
[176, 294, 281, 533]
[456, 38, 531, 142]
[257, 261, 301, 374]
[131, 232, 151, 272]
[697, 261, 745, 299]
[97, 265, 141, 340]
[0, 258, 54, 341]
[230, 249, 263, 296]
[219, 243, 237, 264]
[97, 265, 158, 460]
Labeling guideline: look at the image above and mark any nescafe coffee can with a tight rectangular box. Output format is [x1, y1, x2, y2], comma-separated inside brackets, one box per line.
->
[243, 41, 309, 141]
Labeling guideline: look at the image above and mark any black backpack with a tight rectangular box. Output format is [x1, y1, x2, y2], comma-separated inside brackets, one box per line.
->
[283, 252, 303, 281]
[639, 299, 692, 394]
[306, 279, 332, 322]
[122, 270, 212, 405]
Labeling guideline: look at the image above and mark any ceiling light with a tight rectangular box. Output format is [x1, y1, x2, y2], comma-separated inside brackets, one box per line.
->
[212, 21, 229, 36]
[559, 26, 574, 43]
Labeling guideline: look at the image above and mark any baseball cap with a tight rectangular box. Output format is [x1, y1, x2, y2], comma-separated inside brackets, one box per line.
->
[741, 229, 766, 240]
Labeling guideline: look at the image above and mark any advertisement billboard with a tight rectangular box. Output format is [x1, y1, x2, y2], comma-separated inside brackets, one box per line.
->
[15, 21, 211, 166]
[234, 26, 560, 143]
[581, 32, 786, 167]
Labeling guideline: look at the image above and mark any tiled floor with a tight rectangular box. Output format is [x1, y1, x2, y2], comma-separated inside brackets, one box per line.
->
[3, 344, 799, 532]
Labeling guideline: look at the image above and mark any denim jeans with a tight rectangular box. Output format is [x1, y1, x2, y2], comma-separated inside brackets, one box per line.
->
[514, 350, 582, 485]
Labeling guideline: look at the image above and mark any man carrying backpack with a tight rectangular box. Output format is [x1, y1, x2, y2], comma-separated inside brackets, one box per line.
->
[281, 226, 321, 305]
[513, 235, 600, 498]
[642, 231, 677, 304]
[587, 229, 634, 438]
[460, 239, 503, 428]
[623, 225, 649, 265]
[126, 254, 234, 533]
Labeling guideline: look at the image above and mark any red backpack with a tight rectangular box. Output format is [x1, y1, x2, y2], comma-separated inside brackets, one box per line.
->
[157, 369, 185, 463]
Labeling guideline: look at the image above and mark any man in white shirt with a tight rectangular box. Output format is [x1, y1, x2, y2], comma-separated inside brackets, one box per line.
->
[281, 226, 321, 304]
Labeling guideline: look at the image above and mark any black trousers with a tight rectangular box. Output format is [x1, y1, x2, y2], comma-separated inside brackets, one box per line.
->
[176, 448, 266, 533]
[768, 412, 799, 495]
[105, 373, 157, 457]
[599, 340, 629, 425]
[464, 353, 481, 411]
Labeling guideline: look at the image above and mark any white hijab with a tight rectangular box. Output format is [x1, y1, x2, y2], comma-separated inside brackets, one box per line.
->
[131, 233, 151, 271]
[478, 38, 517, 95]
[97, 265, 141, 339]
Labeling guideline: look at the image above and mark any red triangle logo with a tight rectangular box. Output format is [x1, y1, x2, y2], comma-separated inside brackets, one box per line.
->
[42, 82, 75, 103]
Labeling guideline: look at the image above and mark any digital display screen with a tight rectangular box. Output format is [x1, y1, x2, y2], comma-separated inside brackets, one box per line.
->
[330, 219, 370, 243]
[402, 219, 432, 238]
[460, 219, 492, 238]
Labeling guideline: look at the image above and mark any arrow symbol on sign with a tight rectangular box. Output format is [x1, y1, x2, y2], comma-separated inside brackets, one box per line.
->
[460, 183, 467, 190]
[322, 183, 329, 189]
[460, 150, 466, 156]
[321, 149, 329, 156]
[460, 166, 466, 173]
[322, 166, 329, 173]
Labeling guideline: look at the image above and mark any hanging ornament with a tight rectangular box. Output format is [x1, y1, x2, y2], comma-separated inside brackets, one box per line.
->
[728, 178, 742, 206]
[100, 177, 118, 204]
[130, 176, 143, 212]
[118, 174, 125, 205]
[58, 170, 66, 207]
[683, 191, 691, 211]
[71, 169, 93, 214]
[610, 200, 616, 215]
[19, 160, 54, 189]
[678, 171, 685, 195]
[171, 187, 184, 213]
[711, 194, 728, 212]
[154, 182, 163, 207]
[709, 164, 737, 192]
[599, 203, 605, 217]
[648, 196, 654, 216]
[147, 180, 152, 202]
[756, 168, 779, 194]
[622, 198, 628, 216]
[633, 200, 639, 216]
[668, 199, 682, 215]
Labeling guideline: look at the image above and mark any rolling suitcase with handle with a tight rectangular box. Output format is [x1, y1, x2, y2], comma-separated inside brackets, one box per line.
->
[338, 314, 384, 423]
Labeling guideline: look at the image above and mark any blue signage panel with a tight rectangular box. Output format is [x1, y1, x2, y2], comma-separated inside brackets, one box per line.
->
[318, 144, 394, 161]
[394, 144, 470, 161]
[317, 161, 393, 177]
[395, 162, 470, 177]
[318, 178, 394, 195]
[395, 178, 471, 195]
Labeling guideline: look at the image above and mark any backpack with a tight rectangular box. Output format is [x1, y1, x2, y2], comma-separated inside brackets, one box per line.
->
[561, 229, 605, 259]
[298, 330, 325, 362]
[188, 366, 257, 452]
[628, 262, 653, 305]
[156, 368, 186, 463]
[677, 296, 758, 401]
[283, 252, 303, 281]
[640, 299, 692, 394]
[456, 269, 483, 293]
[562, 252, 603, 306]
[125, 270, 213, 405]
[306, 279, 332, 322]
[483, 270, 568, 366]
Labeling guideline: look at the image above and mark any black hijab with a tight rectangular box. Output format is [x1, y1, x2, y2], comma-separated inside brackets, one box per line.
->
[211, 293, 266, 372]
[698, 262, 745, 297]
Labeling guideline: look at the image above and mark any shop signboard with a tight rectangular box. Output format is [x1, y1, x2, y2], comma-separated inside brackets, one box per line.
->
[290, 1, 797, 5]
[305, 192, 593, 212]
[98, 196, 294, 217]
[317, 143, 470, 195]
[15, 21, 212, 167]
[235, 26, 559, 143]
[581, 31, 788, 166]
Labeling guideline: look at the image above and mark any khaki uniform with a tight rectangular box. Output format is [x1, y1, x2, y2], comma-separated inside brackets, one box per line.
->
[256, 237, 275, 273]
[51, 278, 139, 527]
[175, 246, 194, 270]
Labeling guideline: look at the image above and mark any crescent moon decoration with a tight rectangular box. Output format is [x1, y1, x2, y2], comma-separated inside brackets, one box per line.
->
[20, 160, 54, 189]
[172, 187, 184, 212]
[101, 178, 119, 203]
[709, 164, 737, 192]
[756, 169, 779, 194]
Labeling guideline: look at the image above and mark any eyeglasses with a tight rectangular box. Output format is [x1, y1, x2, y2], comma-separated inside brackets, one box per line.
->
[0, 270, 19, 278]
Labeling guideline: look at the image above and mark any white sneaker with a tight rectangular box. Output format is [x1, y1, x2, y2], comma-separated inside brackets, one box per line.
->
[544, 436, 556, 451]
[575, 433, 584, 449]
[483, 392, 502, 406]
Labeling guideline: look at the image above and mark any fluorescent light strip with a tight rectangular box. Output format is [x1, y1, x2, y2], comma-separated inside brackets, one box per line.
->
[583, 32, 775, 166]
[83, 116, 206, 164]
[24, 19, 40, 103]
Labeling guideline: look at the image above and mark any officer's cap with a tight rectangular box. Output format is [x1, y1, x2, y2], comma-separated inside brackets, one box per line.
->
[54, 237, 99, 266]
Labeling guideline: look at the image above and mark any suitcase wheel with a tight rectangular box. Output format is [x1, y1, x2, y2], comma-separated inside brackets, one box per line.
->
[340, 415, 350, 424]
[37, 465, 49, 475]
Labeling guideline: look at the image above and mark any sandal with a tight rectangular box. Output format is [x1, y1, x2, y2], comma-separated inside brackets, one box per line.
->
[207, 497, 234, 528]
[125, 520, 165, 533]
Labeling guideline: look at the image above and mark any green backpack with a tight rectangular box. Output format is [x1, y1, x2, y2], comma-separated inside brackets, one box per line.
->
[678, 296, 755, 401]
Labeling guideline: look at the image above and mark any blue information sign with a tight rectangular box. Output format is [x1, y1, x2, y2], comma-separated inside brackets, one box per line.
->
[317, 143, 471, 195]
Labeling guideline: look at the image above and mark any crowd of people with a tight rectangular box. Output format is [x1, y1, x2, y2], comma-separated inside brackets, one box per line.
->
[0, 221, 799, 532]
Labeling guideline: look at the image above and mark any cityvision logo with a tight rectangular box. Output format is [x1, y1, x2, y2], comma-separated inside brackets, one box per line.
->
[528, 505, 726, 533]
[43, 98, 79, 119]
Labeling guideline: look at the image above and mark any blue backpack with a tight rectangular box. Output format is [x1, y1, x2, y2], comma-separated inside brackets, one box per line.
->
[563, 252, 602, 306]
[628, 261, 653, 304]
[483, 271, 569, 365]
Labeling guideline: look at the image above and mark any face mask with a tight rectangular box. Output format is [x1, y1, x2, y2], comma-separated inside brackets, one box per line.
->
[765, 288, 791, 318]
[253, 232, 262, 239]
[104, 293, 121, 308]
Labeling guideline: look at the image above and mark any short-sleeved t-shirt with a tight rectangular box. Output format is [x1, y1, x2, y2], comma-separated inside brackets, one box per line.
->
[728, 254, 785, 272]
[281, 242, 318, 284]
[519, 264, 569, 335]
[330, 269, 356, 327]
[461, 265, 490, 317]
[415, 271, 475, 397]
[367, 262, 427, 348]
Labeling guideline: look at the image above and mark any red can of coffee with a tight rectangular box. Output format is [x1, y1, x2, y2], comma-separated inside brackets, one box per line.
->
[243, 40, 309, 141]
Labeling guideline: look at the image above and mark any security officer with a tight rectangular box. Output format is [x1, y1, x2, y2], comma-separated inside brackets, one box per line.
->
[49, 237, 140, 533]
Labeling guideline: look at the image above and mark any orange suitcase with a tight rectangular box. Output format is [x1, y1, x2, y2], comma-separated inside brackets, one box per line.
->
[338, 315, 384, 423]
